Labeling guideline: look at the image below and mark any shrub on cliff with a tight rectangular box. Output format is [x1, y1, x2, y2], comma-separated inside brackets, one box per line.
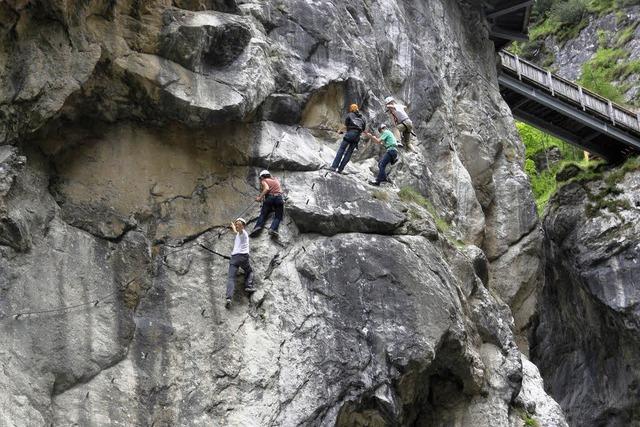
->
[550, 0, 588, 25]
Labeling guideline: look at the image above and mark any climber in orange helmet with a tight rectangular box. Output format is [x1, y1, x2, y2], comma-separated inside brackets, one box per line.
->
[330, 103, 367, 173]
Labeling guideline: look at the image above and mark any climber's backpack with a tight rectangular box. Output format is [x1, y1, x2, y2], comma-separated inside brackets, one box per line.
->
[347, 113, 366, 133]
[352, 116, 365, 132]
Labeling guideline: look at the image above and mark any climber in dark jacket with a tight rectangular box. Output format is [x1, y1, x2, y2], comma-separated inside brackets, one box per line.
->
[330, 104, 366, 173]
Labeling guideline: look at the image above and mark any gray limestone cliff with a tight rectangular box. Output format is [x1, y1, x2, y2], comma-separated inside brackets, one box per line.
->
[532, 161, 640, 427]
[0, 0, 565, 425]
[513, 4, 640, 425]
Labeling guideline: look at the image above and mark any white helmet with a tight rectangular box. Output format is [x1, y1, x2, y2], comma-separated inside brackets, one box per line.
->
[235, 217, 247, 225]
[259, 169, 270, 178]
[384, 96, 395, 105]
[378, 123, 387, 132]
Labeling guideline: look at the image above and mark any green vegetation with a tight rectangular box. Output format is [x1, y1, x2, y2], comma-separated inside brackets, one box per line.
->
[527, 0, 589, 42]
[515, 407, 540, 427]
[577, 45, 640, 105]
[604, 155, 640, 185]
[524, 0, 640, 45]
[577, 48, 628, 102]
[513, 1, 640, 215]
[551, 0, 588, 25]
[517, 122, 591, 214]
[582, 156, 640, 216]
[398, 186, 450, 233]
[538, 155, 639, 217]
[513, 0, 640, 105]
[615, 21, 639, 47]
[587, 0, 640, 14]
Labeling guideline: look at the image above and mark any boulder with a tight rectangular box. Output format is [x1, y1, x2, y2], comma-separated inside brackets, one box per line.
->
[285, 171, 406, 235]
[249, 121, 335, 171]
[257, 93, 304, 125]
[160, 10, 251, 72]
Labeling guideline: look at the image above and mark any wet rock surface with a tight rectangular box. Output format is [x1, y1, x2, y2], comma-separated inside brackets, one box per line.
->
[533, 168, 640, 427]
[0, 0, 564, 425]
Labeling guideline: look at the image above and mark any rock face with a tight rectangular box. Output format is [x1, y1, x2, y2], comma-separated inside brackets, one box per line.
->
[0, 0, 564, 425]
[533, 165, 640, 426]
[534, 146, 562, 173]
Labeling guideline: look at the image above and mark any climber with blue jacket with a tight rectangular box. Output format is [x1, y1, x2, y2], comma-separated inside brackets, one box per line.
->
[330, 103, 367, 173]
[364, 123, 398, 186]
[226, 217, 256, 309]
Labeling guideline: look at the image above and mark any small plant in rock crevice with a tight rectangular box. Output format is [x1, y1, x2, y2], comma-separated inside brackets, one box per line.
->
[398, 186, 450, 233]
[515, 407, 540, 427]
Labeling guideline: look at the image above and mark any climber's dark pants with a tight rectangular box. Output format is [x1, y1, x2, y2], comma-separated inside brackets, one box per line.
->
[226, 254, 253, 299]
[331, 130, 361, 172]
[255, 195, 284, 231]
[376, 149, 398, 183]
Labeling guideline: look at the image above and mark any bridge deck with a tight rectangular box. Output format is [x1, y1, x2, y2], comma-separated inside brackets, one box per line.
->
[498, 50, 640, 160]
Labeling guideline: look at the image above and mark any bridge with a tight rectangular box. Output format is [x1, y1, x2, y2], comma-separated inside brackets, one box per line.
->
[484, 0, 640, 161]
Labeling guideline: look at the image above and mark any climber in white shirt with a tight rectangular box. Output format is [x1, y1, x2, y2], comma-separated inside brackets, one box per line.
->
[225, 217, 255, 309]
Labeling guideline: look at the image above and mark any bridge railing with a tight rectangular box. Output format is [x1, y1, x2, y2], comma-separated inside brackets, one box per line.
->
[499, 50, 640, 134]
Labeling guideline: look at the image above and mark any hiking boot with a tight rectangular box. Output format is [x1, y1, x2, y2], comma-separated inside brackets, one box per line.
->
[368, 180, 380, 186]
[249, 227, 263, 237]
[268, 229, 280, 239]
[245, 286, 257, 294]
[225, 298, 232, 309]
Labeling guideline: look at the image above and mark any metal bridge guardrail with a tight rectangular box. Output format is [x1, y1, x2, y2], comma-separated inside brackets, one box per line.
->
[499, 50, 640, 134]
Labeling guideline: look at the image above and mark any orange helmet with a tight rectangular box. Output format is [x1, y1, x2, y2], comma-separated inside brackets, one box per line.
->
[349, 103, 359, 112]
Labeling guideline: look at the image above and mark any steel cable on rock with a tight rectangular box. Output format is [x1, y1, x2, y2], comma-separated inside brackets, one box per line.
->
[159, 135, 287, 271]
[0, 276, 142, 321]
[3, 136, 293, 321]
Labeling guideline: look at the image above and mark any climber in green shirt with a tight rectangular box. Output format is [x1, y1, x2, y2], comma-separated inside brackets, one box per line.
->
[364, 124, 399, 186]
